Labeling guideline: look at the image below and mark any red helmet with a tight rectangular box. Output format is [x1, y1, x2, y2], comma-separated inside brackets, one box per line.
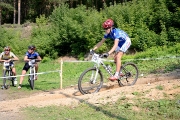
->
[102, 19, 114, 29]
[4, 46, 11, 51]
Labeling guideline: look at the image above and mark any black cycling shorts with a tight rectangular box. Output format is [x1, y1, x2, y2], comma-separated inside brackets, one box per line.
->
[22, 62, 31, 72]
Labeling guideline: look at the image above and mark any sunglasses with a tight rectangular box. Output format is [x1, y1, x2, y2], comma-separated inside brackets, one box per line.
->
[28, 49, 34, 50]
[5, 50, 10, 51]
[104, 28, 110, 30]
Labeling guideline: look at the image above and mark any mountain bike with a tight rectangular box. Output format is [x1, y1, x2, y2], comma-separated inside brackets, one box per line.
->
[78, 52, 139, 95]
[28, 59, 40, 90]
[1, 60, 17, 89]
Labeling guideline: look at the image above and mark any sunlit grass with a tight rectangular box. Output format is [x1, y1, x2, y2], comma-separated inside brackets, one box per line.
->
[23, 94, 180, 120]
[0, 56, 180, 92]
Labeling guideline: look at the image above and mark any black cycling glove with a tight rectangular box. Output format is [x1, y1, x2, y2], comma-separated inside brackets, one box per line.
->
[103, 53, 109, 58]
[90, 49, 95, 55]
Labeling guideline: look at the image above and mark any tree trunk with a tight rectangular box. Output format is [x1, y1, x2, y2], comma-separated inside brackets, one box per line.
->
[13, 0, 16, 24]
[18, 0, 20, 25]
[0, 7, 1, 25]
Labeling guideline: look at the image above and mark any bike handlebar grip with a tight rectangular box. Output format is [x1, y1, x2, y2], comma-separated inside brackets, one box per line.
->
[35, 59, 41, 62]
[90, 49, 95, 55]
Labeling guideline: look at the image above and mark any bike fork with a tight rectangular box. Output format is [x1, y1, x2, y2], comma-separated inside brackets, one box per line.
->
[33, 67, 35, 80]
[90, 68, 99, 84]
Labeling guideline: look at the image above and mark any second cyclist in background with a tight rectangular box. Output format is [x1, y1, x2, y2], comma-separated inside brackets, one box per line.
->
[18, 45, 41, 89]
[0, 46, 19, 86]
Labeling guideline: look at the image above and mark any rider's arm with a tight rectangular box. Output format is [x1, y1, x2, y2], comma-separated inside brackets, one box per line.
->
[108, 39, 119, 55]
[0, 53, 6, 62]
[36, 55, 42, 61]
[9, 52, 19, 61]
[93, 38, 106, 50]
[24, 56, 30, 62]
[0, 57, 5, 62]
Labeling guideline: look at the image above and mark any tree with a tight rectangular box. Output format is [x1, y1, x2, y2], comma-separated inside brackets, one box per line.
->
[18, 0, 20, 24]
[13, 0, 16, 24]
[0, 1, 13, 25]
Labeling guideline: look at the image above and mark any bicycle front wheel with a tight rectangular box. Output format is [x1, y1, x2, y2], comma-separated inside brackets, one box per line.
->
[118, 62, 138, 87]
[29, 69, 35, 90]
[78, 67, 103, 95]
[3, 70, 10, 89]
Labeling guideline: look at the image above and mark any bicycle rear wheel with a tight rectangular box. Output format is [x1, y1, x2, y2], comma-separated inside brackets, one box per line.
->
[118, 62, 138, 86]
[29, 69, 35, 90]
[78, 67, 103, 95]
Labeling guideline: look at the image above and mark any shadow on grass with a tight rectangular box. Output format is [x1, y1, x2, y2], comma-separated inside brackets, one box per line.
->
[59, 91, 127, 120]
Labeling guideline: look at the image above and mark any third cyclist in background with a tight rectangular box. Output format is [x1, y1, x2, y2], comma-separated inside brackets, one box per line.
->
[91, 19, 131, 81]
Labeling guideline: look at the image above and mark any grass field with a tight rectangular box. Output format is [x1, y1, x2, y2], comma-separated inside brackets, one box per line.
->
[1, 55, 180, 120]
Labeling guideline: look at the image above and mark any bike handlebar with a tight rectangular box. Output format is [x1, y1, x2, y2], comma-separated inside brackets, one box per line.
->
[28, 59, 41, 66]
[90, 52, 106, 58]
[30, 59, 41, 62]
[0, 59, 18, 63]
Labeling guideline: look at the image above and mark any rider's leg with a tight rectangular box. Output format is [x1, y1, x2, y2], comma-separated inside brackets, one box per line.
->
[115, 51, 123, 76]
[109, 52, 123, 81]
[109, 37, 131, 81]
[12, 67, 18, 85]
[18, 63, 29, 89]
[35, 64, 38, 73]
[12, 67, 16, 76]
[35, 64, 38, 80]
[19, 70, 26, 85]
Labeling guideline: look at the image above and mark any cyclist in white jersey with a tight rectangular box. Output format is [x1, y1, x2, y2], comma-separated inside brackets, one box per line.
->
[0, 46, 19, 85]
[92, 19, 131, 81]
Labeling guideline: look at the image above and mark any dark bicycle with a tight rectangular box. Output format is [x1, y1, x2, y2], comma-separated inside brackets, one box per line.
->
[1, 60, 17, 89]
[78, 52, 139, 95]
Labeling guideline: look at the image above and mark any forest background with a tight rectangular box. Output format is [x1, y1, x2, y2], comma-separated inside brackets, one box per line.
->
[0, 0, 180, 60]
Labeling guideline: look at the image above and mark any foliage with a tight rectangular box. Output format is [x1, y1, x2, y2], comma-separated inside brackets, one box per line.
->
[1, 43, 179, 91]
[36, 14, 48, 27]
[0, 26, 31, 55]
[1, 0, 180, 59]
[35, 0, 180, 58]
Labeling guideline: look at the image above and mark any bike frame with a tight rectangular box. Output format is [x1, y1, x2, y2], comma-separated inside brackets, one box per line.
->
[28, 60, 36, 90]
[92, 53, 113, 72]
[29, 64, 36, 80]
[3, 62, 12, 79]
[91, 53, 113, 82]
[78, 52, 139, 95]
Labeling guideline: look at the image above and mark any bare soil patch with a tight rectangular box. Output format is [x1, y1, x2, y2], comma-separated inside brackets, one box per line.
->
[0, 70, 180, 120]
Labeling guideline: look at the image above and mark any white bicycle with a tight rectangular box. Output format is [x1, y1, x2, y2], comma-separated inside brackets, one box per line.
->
[28, 59, 40, 90]
[78, 51, 139, 95]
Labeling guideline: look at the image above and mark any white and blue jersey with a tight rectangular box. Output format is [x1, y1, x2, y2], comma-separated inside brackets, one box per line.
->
[104, 28, 131, 52]
[25, 52, 39, 59]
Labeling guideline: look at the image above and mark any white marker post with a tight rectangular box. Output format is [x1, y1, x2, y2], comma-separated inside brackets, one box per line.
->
[60, 58, 63, 89]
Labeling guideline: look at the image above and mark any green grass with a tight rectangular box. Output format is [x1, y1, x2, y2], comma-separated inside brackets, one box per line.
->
[19, 57, 180, 120]
[22, 94, 180, 120]
[156, 85, 164, 90]
[0, 55, 180, 92]
[1, 48, 180, 119]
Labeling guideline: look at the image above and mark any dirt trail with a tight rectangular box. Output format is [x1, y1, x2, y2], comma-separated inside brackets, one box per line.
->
[0, 71, 180, 120]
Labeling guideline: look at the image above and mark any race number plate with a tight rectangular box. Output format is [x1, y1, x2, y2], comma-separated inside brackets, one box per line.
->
[4, 62, 10, 67]
[91, 53, 99, 63]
